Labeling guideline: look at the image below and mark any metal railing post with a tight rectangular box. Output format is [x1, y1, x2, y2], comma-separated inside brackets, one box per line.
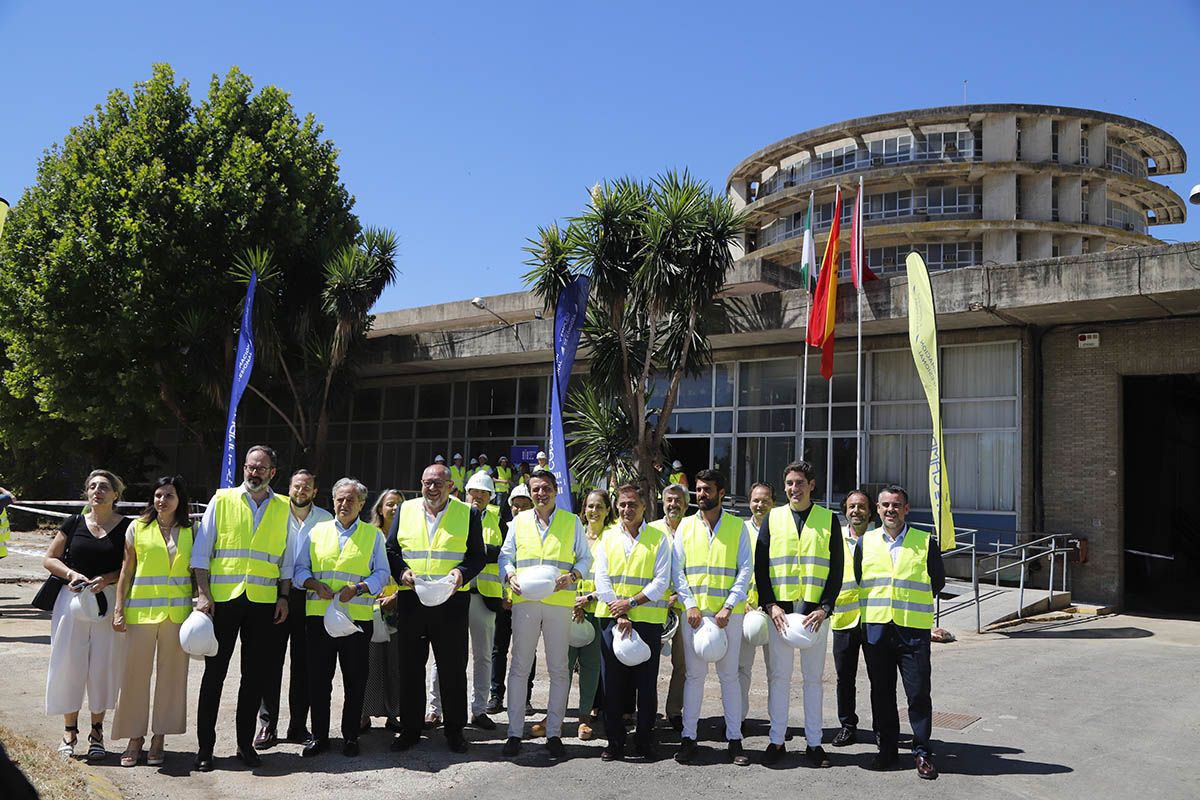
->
[1018, 548, 1027, 619]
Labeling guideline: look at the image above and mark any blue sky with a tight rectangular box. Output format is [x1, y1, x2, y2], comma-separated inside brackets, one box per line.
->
[2, 1, 1198, 312]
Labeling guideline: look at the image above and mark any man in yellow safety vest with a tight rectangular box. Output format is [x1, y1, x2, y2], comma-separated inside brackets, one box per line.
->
[738, 481, 774, 732]
[830, 488, 873, 749]
[648, 483, 689, 730]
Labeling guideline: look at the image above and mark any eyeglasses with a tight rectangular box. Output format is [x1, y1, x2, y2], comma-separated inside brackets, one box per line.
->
[244, 464, 272, 474]
[422, 479, 447, 488]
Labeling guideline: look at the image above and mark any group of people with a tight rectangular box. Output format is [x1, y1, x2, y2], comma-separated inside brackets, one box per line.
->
[437, 450, 549, 505]
[39, 445, 944, 780]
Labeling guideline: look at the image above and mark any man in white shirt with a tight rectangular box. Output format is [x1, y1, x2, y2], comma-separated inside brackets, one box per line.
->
[256, 469, 333, 749]
[738, 482, 774, 732]
[648, 483, 689, 730]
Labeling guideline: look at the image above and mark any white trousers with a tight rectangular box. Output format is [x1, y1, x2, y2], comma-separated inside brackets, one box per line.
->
[766, 616, 829, 746]
[737, 639, 770, 724]
[46, 585, 125, 716]
[680, 612, 744, 741]
[506, 601, 571, 738]
[428, 592, 496, 718]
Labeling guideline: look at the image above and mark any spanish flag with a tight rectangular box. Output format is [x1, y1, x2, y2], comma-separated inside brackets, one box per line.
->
[805, 186, 842, 380]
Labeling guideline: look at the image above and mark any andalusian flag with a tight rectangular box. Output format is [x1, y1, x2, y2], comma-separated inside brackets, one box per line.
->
[799, 191, 817, 292]
[806, 186, 842, 380]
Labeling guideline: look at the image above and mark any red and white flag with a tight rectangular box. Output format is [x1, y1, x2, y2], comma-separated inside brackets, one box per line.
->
[850, 177, 879, 290]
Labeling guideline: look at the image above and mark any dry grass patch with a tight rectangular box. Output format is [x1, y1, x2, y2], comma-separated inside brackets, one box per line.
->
[0, 723, 92, 800]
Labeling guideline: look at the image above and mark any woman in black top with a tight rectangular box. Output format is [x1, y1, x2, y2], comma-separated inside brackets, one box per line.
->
[42, 470, 130, 761]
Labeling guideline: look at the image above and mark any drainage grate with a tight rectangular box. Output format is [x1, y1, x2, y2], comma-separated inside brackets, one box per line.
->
[930, 711, 980, 730]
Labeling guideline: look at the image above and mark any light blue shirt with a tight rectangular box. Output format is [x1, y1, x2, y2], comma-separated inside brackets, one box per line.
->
[593, 521, 673, 605]
[289, 505, 334, 568]
[671, 511, 754, 611]
[189, 486, 297, 581]
[498, 507, 593, 581]
[883, 525, 908, 565]
[292, 518, 391, 596]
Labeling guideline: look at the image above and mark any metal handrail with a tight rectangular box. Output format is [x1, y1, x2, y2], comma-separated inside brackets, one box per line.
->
[972, 533, 1075, 633]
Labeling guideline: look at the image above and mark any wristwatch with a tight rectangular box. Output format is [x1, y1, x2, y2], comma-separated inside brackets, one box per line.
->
[629, 597, 639, 609]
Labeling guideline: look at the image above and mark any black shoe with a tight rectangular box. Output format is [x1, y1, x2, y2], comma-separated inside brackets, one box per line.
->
[284, 727, 311, 744]
[253, 725, 277, 750]
[502, 736, 521, 757]
[343, 740, 360, 757]
[600, 746, 624, 762]
[762, 742, 786, 766]
[728, 739, 750, 766]
[546, 736, 565, 760]
[915, 753, 939, 780]
[485, 695, 503, 715]
[301, 738, 327, 758]
[868, 751, 899, 771]
[390, 733, 420, 752]
[805, 745, 831, 768]
[669, 715, 683, 732]
[831, 726, 857, 747]
[470, 713, 496, 731]
[675, 737, 697, 764]
[235, 747, 262, 767]
[446, 733, 469, 754]
[634, 742, 658, 762]
[384, 717, 403, 734]
[193, 752, 214, 772]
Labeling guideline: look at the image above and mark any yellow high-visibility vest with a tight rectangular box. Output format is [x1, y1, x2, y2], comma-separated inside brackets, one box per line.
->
[209, 489, 289, 604]
[766, 504, 832, 604]
[596, 524, 668, 625]
[449, 465, 467, 491]
[861, 528, 935, 630]
[305, 519, 380, 621]
[495, 466, 512, 494]
[512, 508, 577, 608]
[394, 498, 471, 592]
[0, 508, 9, 558]
[475, 504, 504, 599]
[669, 471, 686, 485]
[830, 531, 864, 630]
[677, 511, 747, 614]
[125, 519, 194, 625]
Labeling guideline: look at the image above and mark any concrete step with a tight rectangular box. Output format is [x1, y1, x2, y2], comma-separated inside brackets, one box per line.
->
[935, 578, 1074, 634]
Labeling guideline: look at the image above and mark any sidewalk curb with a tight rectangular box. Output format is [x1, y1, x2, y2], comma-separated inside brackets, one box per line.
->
[86, 768, 124, 800]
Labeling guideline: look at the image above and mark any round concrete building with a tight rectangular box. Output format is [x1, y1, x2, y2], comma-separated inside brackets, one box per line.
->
[726, 104, 1187, 274]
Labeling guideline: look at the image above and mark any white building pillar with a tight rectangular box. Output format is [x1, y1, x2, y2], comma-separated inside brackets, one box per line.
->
[1059, 119, 1082, 165]
[1059, 176, 1082, 224]
[1022, 117, 1052, 162]
[983, 114, 1017, 162]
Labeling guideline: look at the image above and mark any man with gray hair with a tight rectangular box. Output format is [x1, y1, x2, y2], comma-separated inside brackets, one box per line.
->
[293, 478, 390, 758]
[648, 483, 689, 730]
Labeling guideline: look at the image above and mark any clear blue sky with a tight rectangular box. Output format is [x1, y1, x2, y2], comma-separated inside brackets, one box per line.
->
[3, 1, 1198, 313]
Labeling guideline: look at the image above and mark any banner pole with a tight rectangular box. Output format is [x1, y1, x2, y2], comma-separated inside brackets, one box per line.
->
[855, 175, 865, 489]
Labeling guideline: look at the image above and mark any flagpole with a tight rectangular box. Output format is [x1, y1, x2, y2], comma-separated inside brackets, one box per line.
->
[799, 190, 814, 458]
[855, 175, 865, 489]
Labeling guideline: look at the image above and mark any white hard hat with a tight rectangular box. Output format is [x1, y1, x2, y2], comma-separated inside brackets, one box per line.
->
[613, 626, 652, 666]
[780, 613, 817, 649]
[672, 460, 682, 469]
[569, 619, 596, 647]
[323, 599, 361, 638]
[508, 484, 531, 503]
[69, 590, 102, 623]
[434, 454, 446, 463]
[180, 609, 219, 658]
[478, 453, 488, 460]
[743, 608, 770, 647]
[414, 574, 458, 607]
[453, 452, 463, 460]
[692, 616, 728, 662]
[536, 451, 547, 460]
[466, 472, 495, 495]
[516, 565, 559, 602]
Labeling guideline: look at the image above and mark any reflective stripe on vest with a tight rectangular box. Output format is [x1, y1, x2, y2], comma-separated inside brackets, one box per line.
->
[475, 505, 504, 599]
[512, 508, 578, 608]
[678, 512, 747, 614]
[766, 504, 833, 604]
[0, 509, 8, 557]
[126, 519, 194, 624]
[495, 466, 512, 493]
[861, 528, 935, 630]
[210, 489, 289, 604]
[305, 520, 380, 621]
[830, 532, 864, 631]
[395, 498, 471, 591]
[596, 524, 668, 624]
[648, 519, 685, 612]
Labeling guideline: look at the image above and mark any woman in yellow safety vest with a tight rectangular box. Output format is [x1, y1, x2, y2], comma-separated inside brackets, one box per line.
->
[361, 488, 404, 734]
[112, 476, 195, 767]
[569, 488, 613, 740]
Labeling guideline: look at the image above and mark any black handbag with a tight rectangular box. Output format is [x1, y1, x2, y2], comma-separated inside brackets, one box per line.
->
[30, 515, 78, 612]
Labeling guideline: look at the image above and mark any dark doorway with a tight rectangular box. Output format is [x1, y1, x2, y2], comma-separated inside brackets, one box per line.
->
[664, 438, 711, 492]
[1123, 374, 1200, 615]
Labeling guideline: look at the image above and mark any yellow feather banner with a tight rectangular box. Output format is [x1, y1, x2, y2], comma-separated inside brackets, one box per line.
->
[0, 197, 9, 240]
[905, 252, 956, 551]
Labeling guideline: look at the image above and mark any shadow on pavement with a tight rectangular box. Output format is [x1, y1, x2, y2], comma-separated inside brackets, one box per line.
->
[0, 634, 50, 645]
[937, 740, 1073, 776]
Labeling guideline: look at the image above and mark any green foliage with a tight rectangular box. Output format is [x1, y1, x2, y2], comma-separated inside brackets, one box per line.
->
[0, 64, 359, 488]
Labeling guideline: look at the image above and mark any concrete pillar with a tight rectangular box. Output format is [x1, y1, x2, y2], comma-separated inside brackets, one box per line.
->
[983, 173, 1017, 220]
[1087, 122, 1107, 168]
[984, 230, 1017, 265]
[1059, 119, 1082, 165]
[729, 180, 749, 211]
[1023, 231, 1053, 260]
[1089, 179, 1108, 227]
[1059, 234, 1084, 256]
[1022, 116, 1053, 162]
[1059, 176, 1082, 223]
[983, 114, 1017, 162]
[1087, 235, 1108, 254]
[1020, 173, 1053, 221]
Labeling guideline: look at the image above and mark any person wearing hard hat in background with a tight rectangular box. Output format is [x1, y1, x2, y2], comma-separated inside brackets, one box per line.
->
[426, 472, 505, 731]
[475, 454, 493, 478]
[668, 461, 688, 490]
[754, 460, 842, 769]
[498, 470, 592, 760]
[830, 488, 873, 749]
[594, 484, 672, 762]
[738, 482, 774, 733]
[494, 456, 513, 509]
[535, 451, 549, 471]
[449, 454, 467, 500]
[856, 485, 944, 780]
[486, 484, 538, 718]
[648, 483, 689, 730]
[294, 478, 390, 758]
[386, 462, 484, 754]
[191, 445, 294, 771]
[671, 469, 753, 767]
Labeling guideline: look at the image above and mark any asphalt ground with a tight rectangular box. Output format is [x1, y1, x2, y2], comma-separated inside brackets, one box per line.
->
[2, 527, 1198, 799]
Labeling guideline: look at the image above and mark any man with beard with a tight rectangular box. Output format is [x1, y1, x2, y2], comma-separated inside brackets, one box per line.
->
[647, 483, 689, 730]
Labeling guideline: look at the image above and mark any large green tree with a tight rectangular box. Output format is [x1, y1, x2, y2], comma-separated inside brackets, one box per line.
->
[0, 64, 359, 488]
[524, 172, 747, 510]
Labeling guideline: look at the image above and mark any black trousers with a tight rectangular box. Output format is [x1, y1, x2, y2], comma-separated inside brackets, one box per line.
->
[490, 605, 535, 702]
[599, 619, 663, 751]
[396, 590, 470, 737]
[258, 586, 309, 734]
[197, 593, 277, 752]
[832, 624, 865, 728]
[305, 616, 372, 742]
[863, 624, 934, 757]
